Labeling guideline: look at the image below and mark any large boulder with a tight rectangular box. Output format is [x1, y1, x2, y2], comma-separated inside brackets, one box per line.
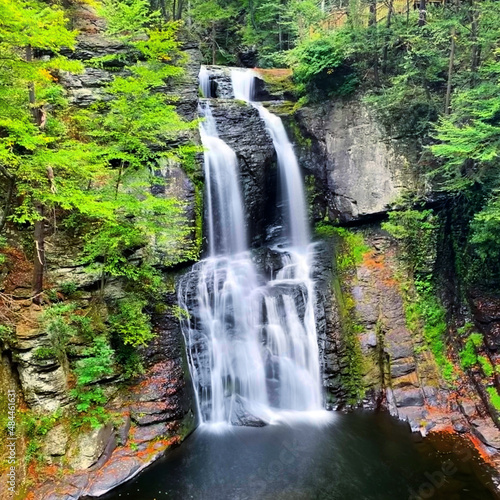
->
[67, 423, 115, 470]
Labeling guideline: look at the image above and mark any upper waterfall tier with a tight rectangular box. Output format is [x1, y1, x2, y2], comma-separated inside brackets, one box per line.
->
[230, 68, 310, 248]
[199, 103, 247, 256]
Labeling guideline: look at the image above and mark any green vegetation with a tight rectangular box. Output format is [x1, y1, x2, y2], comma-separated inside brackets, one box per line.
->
[109, 297, 154, 347]
[383, 209, 454, 381]
[487, 387, 500, 412]
[326, 226, 368, 403]
[404, 283, 453, 382]
[478, 356, 494, 377]
[0, 1, 202, 427]
[458, 332, 483, 370]
[316, 224, 369, 271]
[0, 0, 198, 301]
[70, 336, 115, 428]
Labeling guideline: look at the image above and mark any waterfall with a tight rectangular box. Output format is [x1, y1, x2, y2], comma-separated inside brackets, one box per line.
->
[199, 66, 211, 98]
[231, 69, 310, 247]
[178, 67, 323, 427]
[199, 102, 246, 255]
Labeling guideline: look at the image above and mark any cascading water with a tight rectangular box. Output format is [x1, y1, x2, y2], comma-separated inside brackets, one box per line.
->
[232, 69, 310, 247]
[199, 66, 211, 98]
[178, 67, 324, 427]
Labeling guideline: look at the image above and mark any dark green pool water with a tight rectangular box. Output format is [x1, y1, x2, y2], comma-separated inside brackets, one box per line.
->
[103, 411, 497, 500]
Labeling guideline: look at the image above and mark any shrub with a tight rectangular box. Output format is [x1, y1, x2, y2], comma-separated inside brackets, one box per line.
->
[109, 297, 155, 346]
[487, 387, 500, 412]
[290, 30, 358, 97]
[478, 355, 494, 377]
[70, 336, 115, 428]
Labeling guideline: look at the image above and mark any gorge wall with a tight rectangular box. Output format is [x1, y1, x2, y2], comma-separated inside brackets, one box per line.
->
[0, 6, 201, 499]
[288, 88, 500, 467]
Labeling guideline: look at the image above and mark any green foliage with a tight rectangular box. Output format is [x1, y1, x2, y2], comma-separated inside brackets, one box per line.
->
[70, 336, 115, 428]
[289, 29, 358, 97]
[470, 194, 500, 265]
[478, 356, 494, 377]
[0, 0, 89, 231]
[320, 226, 369, 272]
[382, 210, 438, 275]
[0, 236, 7, 265]
[109, 297, 155, 346]
[73, 336, 115, 386]
[32, 346, 56, 361]
[74, 23, 198, 282]
[487, 387, 500, 412]
[326, 227, 368, 403]
[412, 287, 453, 382]
[384, 209, 453, 381]
[186, 0, 325, 65]
[113, 341, 145, 379]
[0, 325, 13, 344]
[21, 409, 61, 463]
[60, 281, 78, 297]
[100, 0, 159, 39]
[41, 303, 79, 367]
[459, 333, 482, 370]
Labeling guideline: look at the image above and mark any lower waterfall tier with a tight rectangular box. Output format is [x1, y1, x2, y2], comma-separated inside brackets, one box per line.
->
[178, 245, 323, 425]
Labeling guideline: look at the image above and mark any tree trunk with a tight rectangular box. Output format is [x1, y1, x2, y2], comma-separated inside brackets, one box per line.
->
[186, 0, 191, 26]
[469, 0, 479, 79]
[115, 161, 124, 199]
[32, 203, 45, 303]
[176, 0, 184, 21]
[212, 22, 216, 65]
[382, 0, 394, 74]
[278, 13, 282, 51]
[0, 175, 15, 233]
[369, 1, 380, 86]
[172, 0, 176, 20]
[418, 0, 427, 27]
[445, 27, 456, 115]
[26, 45, 46, 303]
[159, 0, 167, 20]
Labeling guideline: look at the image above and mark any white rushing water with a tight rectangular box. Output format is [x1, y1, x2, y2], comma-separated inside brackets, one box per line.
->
[231, 69, 310, 247]
[199, 66, 211, 98]
[177, 69, 323, 428]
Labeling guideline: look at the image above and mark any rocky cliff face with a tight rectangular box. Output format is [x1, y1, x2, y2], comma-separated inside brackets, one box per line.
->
[206, 100, 278, 247]
[295, 100, 416, 223]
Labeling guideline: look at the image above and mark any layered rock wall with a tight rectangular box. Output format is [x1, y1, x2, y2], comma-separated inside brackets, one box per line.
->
[294, 100, 416, 222]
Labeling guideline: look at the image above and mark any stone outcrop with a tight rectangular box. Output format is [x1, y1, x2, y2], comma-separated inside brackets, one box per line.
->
[34, 286, 196, 500]
[206, 99, 278, 247]
[294, 100, 415, 222]
[333, 226, 500, 469]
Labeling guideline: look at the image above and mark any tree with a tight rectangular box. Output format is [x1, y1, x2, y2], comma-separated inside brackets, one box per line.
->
[0, 0, 85, 301]
[190, 0, 236, 64]
[75, 22, 198, 290]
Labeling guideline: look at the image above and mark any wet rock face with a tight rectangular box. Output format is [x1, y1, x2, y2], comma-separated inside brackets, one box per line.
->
[470, 293, 500, 351]
[201, 66, 234, 98]
[295, 101, 415, 222]
[206, 100, 278, 247]
[34, 289, 196, 500]
[331, 228, 447, 428]
[309, 241, 347, 407]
